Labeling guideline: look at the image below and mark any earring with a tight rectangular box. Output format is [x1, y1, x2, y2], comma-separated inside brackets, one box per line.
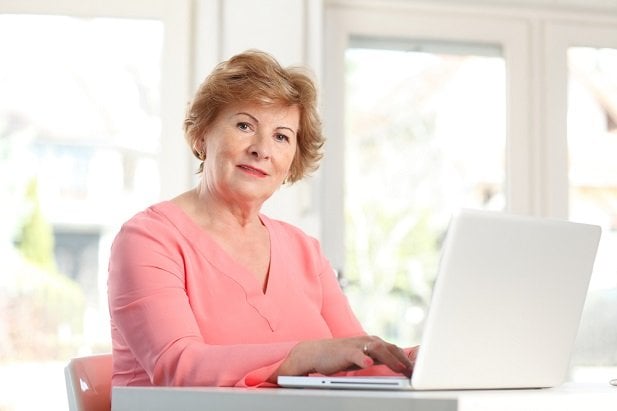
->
[194, 144, 206, 161]
[200, 141, 207, 160]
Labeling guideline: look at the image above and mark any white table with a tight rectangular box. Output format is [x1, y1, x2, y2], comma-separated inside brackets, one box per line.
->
[112, 382, 617, 411]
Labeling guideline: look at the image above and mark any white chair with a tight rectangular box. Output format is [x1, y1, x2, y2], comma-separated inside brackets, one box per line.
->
[64, 353, 112, 411]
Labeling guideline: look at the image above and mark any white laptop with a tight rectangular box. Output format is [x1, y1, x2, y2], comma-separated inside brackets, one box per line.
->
[278, 209, 601, 390]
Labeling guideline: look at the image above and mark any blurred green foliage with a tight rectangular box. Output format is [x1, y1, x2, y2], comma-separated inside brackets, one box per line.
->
[17, 179, 57, 272]
[1, 177, 85, 362]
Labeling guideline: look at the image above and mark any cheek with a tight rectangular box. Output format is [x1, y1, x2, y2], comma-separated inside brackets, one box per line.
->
[209, 138, 236, 161]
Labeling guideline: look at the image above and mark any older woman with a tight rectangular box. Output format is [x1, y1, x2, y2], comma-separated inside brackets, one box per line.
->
[108, 50, 415, 388]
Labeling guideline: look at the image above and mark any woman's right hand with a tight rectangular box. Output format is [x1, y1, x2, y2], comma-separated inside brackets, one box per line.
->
[271, 335, 414, 382]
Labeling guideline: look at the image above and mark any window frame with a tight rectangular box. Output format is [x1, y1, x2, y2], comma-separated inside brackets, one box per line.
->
[322, 3, 532, 273]
[323, 0, 617, 375]
[544, 21, 617, 219]
[0, 0, 193, 199]
[0, 3, 193, 409]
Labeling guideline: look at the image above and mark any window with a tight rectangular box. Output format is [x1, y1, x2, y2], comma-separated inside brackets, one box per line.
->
[324, 3, 529, 347]
[0, 2, 190, 409]
[343, 40, 506, 344]
[542, 21, 617, 381]
[568, 46, 617, 377]
[325, 2, 617, 381]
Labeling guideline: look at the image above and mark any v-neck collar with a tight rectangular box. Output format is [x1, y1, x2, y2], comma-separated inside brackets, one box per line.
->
[153, 201, 283, 331]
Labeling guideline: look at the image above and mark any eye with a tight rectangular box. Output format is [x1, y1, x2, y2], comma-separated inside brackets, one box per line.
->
[237, 122, 252, 132]
[275, 133, 290, 143]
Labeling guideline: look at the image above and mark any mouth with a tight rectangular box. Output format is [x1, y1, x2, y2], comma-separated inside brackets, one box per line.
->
[237, 164, 268, 177]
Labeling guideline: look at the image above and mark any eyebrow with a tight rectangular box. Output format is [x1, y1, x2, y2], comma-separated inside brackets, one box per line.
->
[235, 111, 297, 136]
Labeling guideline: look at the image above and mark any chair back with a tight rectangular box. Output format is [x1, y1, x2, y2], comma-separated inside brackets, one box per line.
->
[64, 353, 112, 411]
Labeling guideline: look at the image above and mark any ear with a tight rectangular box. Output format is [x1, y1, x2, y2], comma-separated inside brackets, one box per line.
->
[193, 137, 207, 160]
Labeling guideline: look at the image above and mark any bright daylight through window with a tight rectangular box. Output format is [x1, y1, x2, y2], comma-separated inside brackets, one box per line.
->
[567, 47, 617, 376]
[0, 14, 163, 410]
[342, 40, 506, 347]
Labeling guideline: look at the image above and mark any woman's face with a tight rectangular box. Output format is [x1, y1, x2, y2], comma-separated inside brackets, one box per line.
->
[200, 101, 299, 206]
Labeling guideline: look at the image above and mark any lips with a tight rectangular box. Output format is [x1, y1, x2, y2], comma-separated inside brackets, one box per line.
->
[237, 164, 268, 177]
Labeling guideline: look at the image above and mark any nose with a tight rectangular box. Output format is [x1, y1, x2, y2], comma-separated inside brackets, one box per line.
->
[248, 133, 271, 160]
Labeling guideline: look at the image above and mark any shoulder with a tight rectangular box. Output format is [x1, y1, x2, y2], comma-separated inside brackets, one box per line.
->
[261, 214, 330, 271]
[108, 203, 188, 295]
[109, 202, 190, 275]
[260, 214, 320, 248]
[119, 201, 182, 232]
[112, 201, 187, 250]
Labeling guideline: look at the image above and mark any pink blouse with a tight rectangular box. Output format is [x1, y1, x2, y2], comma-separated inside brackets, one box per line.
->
[108, 201, 371, 387]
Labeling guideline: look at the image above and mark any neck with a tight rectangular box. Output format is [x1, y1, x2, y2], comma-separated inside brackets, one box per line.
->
[192, 182, 263, 231]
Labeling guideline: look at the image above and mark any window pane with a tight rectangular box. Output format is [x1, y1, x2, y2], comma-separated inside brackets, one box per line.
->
[567, 47, 617, 377]
[0, 14, 163, 410]
[344, 43, 506, 346]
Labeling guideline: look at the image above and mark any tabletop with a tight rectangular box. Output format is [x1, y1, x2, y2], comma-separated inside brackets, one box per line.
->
[112, 382, 617, 411]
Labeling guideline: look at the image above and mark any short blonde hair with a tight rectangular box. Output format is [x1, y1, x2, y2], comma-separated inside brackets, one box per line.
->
[183, 50, 324, 183]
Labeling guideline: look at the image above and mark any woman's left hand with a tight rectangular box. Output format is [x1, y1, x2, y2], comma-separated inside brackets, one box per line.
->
[273, 336, 416, 380]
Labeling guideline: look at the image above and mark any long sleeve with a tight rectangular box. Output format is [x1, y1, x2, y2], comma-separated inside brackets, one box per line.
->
[108, 209, 297, 387]
[109, 202, 381, 387]
[267, 217, 411, 378]
[108, 202, 406, 388]
[318, 263, 366, 338]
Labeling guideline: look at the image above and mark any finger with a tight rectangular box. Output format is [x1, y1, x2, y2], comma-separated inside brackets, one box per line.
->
[353, 346, 375, 370]
[389, 343, 414, 369]
[367, 340, 412, 375]
[385, 347, 413, 376]
[407, 345, 420, 362]
[407, 345, 419, 373]
[408, 345, 419, 363]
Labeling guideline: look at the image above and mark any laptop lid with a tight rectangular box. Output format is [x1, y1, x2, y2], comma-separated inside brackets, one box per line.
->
[410, 209, 601, 389]
[278, 210, 601, 391]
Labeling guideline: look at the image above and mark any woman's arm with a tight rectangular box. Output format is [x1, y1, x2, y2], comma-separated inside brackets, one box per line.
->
[268, 254, 414, 380]
[108, 213, 296, 387]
